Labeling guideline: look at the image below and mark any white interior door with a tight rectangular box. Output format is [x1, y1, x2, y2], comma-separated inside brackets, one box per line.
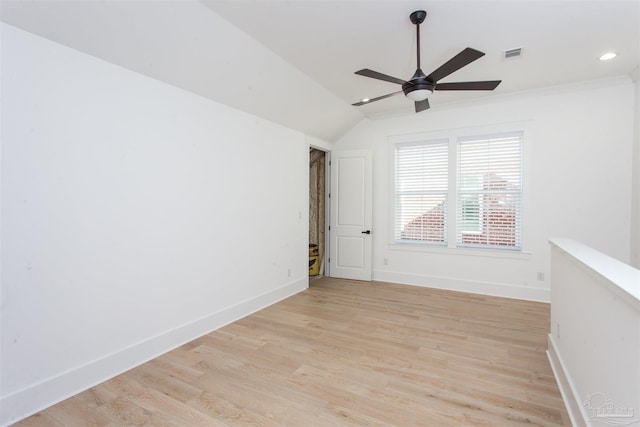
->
[329, 150, 372, 281]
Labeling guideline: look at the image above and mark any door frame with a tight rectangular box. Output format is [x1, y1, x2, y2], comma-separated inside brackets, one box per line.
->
[324, 151, 332, 277]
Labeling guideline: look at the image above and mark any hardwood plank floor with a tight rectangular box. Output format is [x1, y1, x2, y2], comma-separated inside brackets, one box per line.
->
[14, 278, 570, 426]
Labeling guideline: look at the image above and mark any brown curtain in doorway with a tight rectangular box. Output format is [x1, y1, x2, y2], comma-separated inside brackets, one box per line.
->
[309, 149, 325, 275]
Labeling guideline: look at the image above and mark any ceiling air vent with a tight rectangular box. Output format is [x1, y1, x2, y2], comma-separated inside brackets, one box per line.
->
[503, 47, 523, 60]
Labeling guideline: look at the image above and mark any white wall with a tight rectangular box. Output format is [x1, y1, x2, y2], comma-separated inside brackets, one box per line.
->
[0, 23, 309, 425]
[334, 77, 635, 301]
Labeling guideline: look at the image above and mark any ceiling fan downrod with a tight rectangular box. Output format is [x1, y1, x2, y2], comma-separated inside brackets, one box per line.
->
[410, 10, 427, 72]
[404, 10, 431, 101]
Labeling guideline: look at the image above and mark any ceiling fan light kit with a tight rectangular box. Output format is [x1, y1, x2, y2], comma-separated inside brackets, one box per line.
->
[353, 10, 501, 113]
[405, 89, 432, 102]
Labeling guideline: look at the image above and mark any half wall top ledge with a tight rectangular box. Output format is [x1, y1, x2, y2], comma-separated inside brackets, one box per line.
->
[549, 238, 640, 304]
[0, 0, 363, 142]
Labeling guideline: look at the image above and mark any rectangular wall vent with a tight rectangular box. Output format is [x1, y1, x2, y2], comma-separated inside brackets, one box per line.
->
[503, 47, 523, 60]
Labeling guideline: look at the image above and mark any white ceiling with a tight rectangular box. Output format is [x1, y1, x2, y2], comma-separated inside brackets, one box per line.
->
[205, 0, 639, 113]
[2, 1, 639, 142]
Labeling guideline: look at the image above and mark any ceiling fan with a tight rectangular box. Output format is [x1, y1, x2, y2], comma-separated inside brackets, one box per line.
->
[352, 10, 501, 113]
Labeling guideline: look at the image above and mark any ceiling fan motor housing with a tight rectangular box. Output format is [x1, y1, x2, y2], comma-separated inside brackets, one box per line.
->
[402, 69, 435, 97]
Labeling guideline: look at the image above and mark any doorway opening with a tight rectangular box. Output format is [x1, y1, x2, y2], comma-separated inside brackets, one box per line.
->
[309, 148, 327, 278]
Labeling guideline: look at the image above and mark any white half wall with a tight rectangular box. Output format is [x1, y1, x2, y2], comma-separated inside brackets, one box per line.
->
[547, 238, 640, 426]
[631, 67, 640, 269]
[335, 78, 635, 301]
[0, 23, 309, 425]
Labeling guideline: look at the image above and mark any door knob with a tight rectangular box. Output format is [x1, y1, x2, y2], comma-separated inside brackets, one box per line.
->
[361, 230, 371, 234]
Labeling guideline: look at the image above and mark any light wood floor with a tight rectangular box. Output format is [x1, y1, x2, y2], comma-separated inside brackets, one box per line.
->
[15, 277, 570, 426]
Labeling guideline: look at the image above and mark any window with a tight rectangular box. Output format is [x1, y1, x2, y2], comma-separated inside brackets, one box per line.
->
[394, 139, 449, 244]
[456, 132, 523, 249]
[393, 130, 523, 251]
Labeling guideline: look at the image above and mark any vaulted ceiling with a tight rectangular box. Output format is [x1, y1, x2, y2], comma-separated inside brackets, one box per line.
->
[2, 1, 638, 142]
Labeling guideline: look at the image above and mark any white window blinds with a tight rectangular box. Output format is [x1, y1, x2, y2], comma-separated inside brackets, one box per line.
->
[394, 139, 448, 244]
[456, 132, 523, 249]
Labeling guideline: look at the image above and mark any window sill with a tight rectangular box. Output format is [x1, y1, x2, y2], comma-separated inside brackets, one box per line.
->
[388, 242, 531, 260]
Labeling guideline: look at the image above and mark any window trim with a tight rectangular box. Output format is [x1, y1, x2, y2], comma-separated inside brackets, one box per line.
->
[388, 241, 531, 259]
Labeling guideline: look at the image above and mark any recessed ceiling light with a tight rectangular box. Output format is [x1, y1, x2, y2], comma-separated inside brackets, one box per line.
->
[599, 52, 617, 61]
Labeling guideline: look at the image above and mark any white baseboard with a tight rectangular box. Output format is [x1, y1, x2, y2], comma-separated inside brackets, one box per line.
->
[373, 270, 550, 302]
[0, 278, 308, 427]
[547, 334, 588, 427]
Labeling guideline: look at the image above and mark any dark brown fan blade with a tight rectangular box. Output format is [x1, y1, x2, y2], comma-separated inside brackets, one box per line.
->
[415, 98, 430, 113]
[426, 48, 485, 83]
[352, 90, 404, 106]
[436, 80, 501, 91]
[355, 69, 407, 85]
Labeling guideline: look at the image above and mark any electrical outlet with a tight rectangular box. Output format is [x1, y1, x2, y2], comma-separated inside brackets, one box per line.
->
[557, 323, 560, 339]
[383, 257, 388, 266]
[537, 272, 545, 281]
[287, 268, 291, 278]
